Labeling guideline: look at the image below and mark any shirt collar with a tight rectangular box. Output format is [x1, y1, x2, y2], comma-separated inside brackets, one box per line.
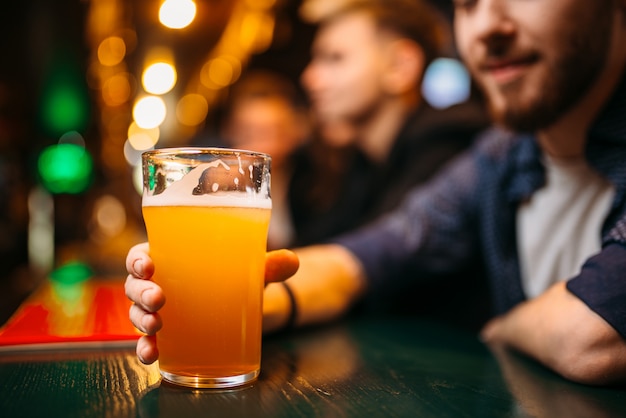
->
[505, 133, 544, 204]
[505, 70, 626, 204]
[586, 71, 626, 193]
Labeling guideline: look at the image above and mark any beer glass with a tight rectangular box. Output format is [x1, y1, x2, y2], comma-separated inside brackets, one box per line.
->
[141, 147, 271, 388]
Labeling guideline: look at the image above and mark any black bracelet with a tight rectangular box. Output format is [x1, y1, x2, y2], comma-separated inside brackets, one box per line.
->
[281, 281, 298, 330]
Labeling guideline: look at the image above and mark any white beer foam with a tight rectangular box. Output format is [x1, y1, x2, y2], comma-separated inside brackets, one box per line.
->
[143, 162, 271, 208]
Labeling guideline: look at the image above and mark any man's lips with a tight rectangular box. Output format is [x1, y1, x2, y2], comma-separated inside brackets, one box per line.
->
[479, 55, 538, 85]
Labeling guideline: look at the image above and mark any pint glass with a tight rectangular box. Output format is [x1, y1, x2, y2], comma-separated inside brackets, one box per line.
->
[141, 148, 271, 388]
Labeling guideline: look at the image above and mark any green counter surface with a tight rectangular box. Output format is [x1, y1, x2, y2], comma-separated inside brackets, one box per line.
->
[1, 316, 625, 418]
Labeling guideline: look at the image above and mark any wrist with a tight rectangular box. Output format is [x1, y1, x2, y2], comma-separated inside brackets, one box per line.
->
[280, 281, 298, 330]
[262, 282, 296, 334]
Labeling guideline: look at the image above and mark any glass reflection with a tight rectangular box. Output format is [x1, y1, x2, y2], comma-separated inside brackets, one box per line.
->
[490, 345, 626, 418]
[136, 319, 626, 418]
[137, 325, 361, 418]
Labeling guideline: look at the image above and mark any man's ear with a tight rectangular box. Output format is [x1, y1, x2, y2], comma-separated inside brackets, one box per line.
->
[381, 38, 425, 95]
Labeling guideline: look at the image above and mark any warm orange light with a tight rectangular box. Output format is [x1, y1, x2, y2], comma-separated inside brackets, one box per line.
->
[133, 96, 167, 129]
[159, 0, 197, 29]
[245, 0, 276, 10]
[97, 36, 126, 66]
[239, 12, 275, 53]
[102, 73, 132, 106]
[127, 121, 160, 150]
[92, 195, 127, 238]
[176, 94, 209, 126]
[142, 62, 177, 95]
[200, 56, 242, 89]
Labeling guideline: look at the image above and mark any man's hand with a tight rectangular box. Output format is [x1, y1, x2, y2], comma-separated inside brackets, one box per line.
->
[481, 281, 626, 385]
[125, 243, 299, 364]
[125, 243, 162, 365]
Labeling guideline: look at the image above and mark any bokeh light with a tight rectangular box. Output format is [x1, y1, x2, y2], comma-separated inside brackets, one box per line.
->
[40, 55, 91, 136]
[127, 121, 160, 150]
[176, 93, 208, 126]
[58, 130, 86, 147]
[240, 12, 274, 53]
[132, 96, 166, 129]
[50, 261, 93, 285]
[102, 73, 132, 106]
[132, 160, 144, 195]
[92, 195, 127, 238]
[38, 143, 94, 194]
[28, 187, 54, 273]
[97, 36, 126, 66]
[201, 56, 242, 88]
[49, 261, 93, 308]
[124, 139, 147, 167]
[159, 0, 197, 29]
[422, 58, 471, 109]
[142, 62, 177, 95]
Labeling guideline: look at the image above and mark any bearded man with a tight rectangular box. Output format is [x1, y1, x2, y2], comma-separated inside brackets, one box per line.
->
[126, 0, 626, 385]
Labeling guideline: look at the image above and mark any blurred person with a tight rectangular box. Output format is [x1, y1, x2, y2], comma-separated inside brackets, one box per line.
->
[199, 70, 311, 250]
[126, 0, 626, 386]
[290, 0, 488, 247]
[287, 0, 490, 321]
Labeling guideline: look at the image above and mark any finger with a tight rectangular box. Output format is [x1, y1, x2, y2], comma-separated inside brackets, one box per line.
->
[129, 303, 163, 335]
[136, 335, 159, 365]
[479, 317, 501, 343]
[125, 274, 166, 312]
[265, 249, 299, 284]
[125, 242, 154, 279]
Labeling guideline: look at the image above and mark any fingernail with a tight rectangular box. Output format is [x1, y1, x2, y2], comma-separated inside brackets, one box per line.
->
[140, 315, 149, 333]
[137, 347, 147, 364]
[133, 259, 145, 277]
[141, 288, 153, 307]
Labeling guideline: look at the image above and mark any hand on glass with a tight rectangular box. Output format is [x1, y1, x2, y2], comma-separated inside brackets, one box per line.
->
[125, 242, 300, 364]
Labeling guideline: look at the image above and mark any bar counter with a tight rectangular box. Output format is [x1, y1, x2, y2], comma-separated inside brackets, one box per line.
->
[1, 314, 626, 417]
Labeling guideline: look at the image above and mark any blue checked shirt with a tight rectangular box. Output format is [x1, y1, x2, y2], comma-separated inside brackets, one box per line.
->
[335, 75, 626, 338]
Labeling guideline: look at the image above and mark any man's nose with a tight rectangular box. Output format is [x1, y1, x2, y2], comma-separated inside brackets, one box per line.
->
[471, 0, 516, 43]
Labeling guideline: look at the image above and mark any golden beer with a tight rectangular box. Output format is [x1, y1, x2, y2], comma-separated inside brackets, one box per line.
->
[141, 148, 272, 388]
[143, 205, 270, 384]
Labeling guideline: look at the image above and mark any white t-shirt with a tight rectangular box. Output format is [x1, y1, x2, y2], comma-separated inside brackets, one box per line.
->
[516, 154, 615, 299]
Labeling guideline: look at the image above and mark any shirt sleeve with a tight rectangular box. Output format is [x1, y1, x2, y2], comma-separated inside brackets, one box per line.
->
[332, 148, 482, 292]
[566, 242, 626, 339]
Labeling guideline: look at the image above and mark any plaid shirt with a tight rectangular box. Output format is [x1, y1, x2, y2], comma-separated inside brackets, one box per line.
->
[336, 75, 626, 338]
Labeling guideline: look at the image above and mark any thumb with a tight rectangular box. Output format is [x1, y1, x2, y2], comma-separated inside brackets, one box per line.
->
[265, 249, 299, 284]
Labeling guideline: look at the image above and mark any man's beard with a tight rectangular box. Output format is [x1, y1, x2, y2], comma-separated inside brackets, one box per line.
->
[483, 13, 613, 132]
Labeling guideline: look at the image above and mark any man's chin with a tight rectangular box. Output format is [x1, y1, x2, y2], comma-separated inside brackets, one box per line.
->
[486, 92, 548, 132]
[492, 109, 555, 133]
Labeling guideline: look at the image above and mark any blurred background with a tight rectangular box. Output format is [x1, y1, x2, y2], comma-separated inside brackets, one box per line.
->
[0, 0, 465, 324]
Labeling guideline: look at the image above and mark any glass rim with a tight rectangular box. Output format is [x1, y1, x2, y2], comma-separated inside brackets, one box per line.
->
[142, 147, 271, 161]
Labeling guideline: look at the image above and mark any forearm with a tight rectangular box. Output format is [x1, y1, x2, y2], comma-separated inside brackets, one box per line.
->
[482, 282, 626, 385]
[263, 244, 367, 333]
